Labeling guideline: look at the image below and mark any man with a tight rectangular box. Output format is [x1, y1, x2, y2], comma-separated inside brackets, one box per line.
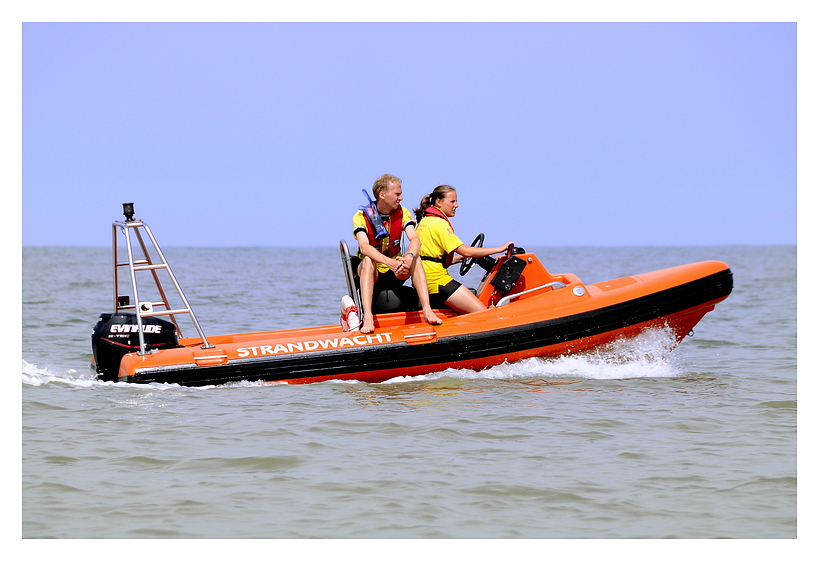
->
[353, 174, 442, 334]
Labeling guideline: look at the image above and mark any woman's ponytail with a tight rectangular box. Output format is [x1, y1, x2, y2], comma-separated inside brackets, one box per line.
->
[414, 194, 434, 222]
[414, 185, 456, 222]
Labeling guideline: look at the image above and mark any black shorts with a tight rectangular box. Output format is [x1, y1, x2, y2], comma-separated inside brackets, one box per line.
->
[429, 279, 461, 309]
[351, 256, 406, 290]
[374, 269, 407, 290]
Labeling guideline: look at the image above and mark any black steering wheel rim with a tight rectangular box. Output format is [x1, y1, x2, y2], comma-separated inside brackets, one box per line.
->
[459, 233, 485, 276]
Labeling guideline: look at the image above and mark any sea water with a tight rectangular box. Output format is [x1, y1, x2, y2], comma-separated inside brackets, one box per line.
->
[20, 245, 797, 539]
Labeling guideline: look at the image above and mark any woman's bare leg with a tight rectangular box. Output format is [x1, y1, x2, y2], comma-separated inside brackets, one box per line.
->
[444, 285, 488, 314]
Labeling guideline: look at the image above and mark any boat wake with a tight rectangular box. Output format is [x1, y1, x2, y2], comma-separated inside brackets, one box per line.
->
[383, 327, 685, 383]
[22, 360, 103, 388]
[21, 361, 186, 391]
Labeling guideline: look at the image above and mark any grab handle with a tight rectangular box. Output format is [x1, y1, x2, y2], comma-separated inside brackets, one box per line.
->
[495, 282, 567, 307]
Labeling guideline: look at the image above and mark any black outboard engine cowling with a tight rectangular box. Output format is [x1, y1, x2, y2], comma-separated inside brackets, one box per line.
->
[91, 312, 180, 382]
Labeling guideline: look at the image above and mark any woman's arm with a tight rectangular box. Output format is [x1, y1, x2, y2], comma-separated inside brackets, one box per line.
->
[454, 242, 514, 259]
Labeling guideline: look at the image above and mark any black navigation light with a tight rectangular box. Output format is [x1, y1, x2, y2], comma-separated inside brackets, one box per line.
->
[123, 202, 135, 222]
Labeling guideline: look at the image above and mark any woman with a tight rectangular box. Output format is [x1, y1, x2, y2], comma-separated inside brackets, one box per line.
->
[414, 185, 514, 313]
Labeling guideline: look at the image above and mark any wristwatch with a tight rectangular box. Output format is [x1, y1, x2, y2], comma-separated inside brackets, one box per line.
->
[406, 252, 415, 258]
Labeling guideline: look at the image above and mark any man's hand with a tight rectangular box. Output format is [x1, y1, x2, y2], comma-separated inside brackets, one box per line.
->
[392, 255, 411, 279]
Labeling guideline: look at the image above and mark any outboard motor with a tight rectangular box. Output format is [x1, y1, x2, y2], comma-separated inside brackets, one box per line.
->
[91, 312, 180, 382]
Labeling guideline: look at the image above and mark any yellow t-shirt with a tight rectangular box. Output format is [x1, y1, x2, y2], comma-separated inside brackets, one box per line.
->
[352, 206, 415, 274]
[416, 215, 464, 293]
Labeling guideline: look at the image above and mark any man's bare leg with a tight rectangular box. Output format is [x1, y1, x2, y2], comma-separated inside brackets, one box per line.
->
[358, 258, 377, 334]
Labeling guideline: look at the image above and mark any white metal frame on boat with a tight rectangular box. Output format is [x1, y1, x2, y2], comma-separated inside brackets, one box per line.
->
[112, 204, 212, 355]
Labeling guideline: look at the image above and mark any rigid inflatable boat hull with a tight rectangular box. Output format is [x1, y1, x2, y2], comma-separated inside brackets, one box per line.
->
[114, 261, 733, 387]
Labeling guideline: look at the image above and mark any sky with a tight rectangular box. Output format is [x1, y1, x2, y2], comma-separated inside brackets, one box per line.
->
[15, 18, 802, 247]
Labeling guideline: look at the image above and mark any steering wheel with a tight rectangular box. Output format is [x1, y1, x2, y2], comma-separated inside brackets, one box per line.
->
[459, 233, 485, 276]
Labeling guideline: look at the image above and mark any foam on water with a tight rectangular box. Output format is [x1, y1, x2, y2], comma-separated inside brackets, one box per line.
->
[385, 327, 684, 383]
[21, 360, 195, 391]
[21, 360, 97, 388]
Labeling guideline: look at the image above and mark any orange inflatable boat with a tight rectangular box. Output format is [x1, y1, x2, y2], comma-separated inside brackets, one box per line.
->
[91, 205, 733, 386]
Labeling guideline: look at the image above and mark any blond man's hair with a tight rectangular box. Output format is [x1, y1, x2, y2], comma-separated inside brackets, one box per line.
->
[372, 174, 402, 199]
